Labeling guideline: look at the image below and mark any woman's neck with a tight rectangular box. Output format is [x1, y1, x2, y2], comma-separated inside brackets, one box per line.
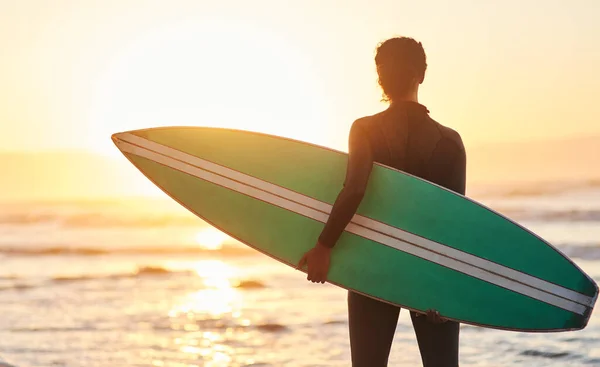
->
[390, 96, 419, 107]
[391, 89, 419, 104]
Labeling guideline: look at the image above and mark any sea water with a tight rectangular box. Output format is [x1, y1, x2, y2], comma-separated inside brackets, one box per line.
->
[0, 184, 599, 366]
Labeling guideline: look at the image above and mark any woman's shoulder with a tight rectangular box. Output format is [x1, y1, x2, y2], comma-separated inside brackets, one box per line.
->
[430, 117, 464, 151]
[351, 110, 387, 131]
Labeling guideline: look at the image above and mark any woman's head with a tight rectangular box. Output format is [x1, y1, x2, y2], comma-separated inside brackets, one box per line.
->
[375, 37, 427, 103]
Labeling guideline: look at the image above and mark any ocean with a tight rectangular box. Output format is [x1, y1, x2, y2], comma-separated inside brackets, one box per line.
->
[1, 182, 599, 367]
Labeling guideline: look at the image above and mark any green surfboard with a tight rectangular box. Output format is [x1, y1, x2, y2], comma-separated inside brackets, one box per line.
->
[112, 127, 597, 332]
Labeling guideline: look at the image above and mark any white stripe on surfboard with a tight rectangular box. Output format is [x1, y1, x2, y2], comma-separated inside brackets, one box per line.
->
[117, 132, 594, 309]
[115, 138, 587, 316]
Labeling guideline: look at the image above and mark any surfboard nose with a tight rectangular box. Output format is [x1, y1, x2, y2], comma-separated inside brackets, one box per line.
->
[111, 130, 140, 148]
[111, 132, 127, 144]
[111, 131, 138, 154]
[111, 129, 158, 155]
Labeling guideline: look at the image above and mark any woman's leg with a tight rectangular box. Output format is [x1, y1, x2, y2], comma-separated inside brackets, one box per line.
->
[348, 291, 401, 367]
[410, 311, 460, 367]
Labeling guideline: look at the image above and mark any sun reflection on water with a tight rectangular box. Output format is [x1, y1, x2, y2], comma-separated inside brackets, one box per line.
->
[168, 260, 248, 365]
[195, 228, 228, 250]
[170, 260, 242, 317]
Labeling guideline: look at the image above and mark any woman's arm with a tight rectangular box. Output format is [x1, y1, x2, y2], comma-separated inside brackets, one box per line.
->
[297, 120, 374, 283]
[318, 121, 374, 248]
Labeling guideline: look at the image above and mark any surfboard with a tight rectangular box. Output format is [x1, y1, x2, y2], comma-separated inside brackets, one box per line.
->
[112, 127, 597, 332]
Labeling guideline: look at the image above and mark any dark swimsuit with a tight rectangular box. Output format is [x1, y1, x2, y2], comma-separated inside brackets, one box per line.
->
[318, 101, 466, 367]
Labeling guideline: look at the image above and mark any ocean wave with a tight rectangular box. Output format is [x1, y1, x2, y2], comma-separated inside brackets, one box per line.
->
[475, 179, 600, 199]
[51, 266, 194, 283]
[9, 326, 93, 333]
[47, 267, 266, 288]
[520, 350, 572, 359]
[0, 284, 36, 291]
[323, 320, 346, 325]
[2, 247, 110, 256]
[255, 323, 288, 332]
[0, 269, 266, 292]
[0, 275, 19, 280]
[135, 266, 174, 275]
[0, 212, 201, 228]
[51, 275, 98, 283]
[493, 208, 600, 222]
[488, 187, 567, 199]
[0, 357, 17, 367]
[0, 245, 253, 257]
[159, 320, 288, 333]
[234, 280, 266, 289]
[530, 209, 600, 222]
[556, 243, 600, 260]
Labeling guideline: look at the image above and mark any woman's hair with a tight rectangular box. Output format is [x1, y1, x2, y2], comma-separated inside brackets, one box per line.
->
[375, 37, 427, 103]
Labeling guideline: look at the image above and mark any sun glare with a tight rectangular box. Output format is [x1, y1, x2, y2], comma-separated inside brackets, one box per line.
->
[89, 19, 330, 157]
[170, 260, 241, 318]
[195, 228, 228, 250]
[193, 259, 236, 282]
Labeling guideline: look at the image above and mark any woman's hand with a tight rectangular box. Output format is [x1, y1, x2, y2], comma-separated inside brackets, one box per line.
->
[417, 309, 448, 324]
[296, 242, 332, 284]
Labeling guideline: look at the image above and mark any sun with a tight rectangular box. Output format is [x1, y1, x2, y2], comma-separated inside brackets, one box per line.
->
[87, 18, 331, 158]
[195, 228, 228, 250]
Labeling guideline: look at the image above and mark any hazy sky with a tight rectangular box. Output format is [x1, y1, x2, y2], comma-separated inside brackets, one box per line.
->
[1, 0, 599, 155]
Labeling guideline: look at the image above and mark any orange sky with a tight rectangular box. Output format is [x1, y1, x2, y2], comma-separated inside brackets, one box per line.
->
[1, 0, 599, 157]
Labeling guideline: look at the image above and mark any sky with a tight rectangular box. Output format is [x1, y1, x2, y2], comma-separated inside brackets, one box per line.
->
[1, 0, 599, 157]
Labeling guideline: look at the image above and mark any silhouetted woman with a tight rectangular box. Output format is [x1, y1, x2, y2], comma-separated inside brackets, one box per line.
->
[298, 37, 465, 367]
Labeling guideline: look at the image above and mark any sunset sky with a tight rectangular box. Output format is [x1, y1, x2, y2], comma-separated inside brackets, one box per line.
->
[1, 1, 599, 199]
[2, 0, 599, 152]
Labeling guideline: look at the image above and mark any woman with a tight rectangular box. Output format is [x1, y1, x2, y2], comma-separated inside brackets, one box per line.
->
[298, 37, 465, 367]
